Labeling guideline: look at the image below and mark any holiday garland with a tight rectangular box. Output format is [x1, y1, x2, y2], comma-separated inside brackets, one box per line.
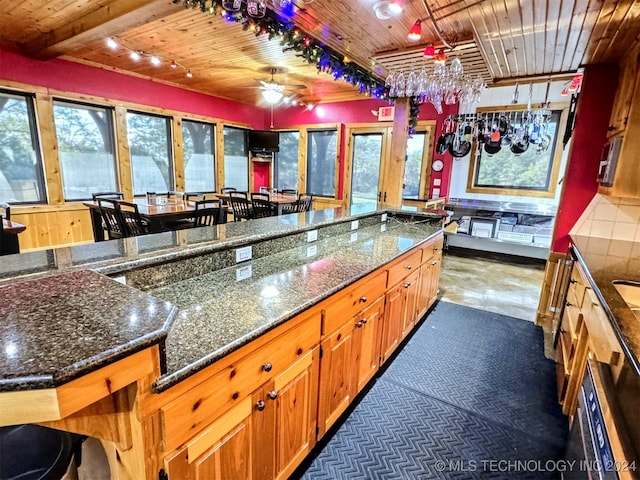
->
[173, 0, 421, 135]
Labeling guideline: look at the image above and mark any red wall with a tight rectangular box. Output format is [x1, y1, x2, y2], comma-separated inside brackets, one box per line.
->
[274, 98, 457, 199]
[551, 64, 618, 252]
[0, 45, 262, 127]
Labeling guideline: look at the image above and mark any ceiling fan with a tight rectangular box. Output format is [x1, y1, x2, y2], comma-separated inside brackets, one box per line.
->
[257, 67, 306, 106]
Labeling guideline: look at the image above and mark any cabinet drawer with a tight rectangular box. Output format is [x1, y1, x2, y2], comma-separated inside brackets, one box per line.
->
[162, 310, 320, 451]
[566, 269, 586, 309]
[422, 235, 444, 262]
[322, 270, 387, 335]
[564, 304, 582, 341]
[387, 249, 423, 287]
[583, 290, 621, 366]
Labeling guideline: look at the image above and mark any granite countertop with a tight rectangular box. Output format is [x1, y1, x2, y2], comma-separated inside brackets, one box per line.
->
[150, 216, 441, 391]
[0, 270, 176, 391]
[570, 235, 640, 375]
[0, 207, 444, 393]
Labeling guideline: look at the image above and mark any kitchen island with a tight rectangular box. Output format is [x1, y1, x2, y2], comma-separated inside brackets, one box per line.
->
[0, 205, 445, 480]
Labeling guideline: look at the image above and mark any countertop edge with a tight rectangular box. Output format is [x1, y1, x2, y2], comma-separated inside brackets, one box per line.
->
[152, 228, 443, 393]
[569, 243, 640, 376]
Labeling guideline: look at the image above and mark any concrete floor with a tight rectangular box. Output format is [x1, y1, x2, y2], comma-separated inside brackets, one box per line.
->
[439, 247, 546, 322]
[64, 248, 546, 479]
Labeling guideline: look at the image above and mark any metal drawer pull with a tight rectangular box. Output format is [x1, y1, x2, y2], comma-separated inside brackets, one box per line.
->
[361, 317, 368, 324]
[268, 391, 277, 400]
[262, 362, 272, 372]
[256, 400, 266, 411]
[359, 296, 367, 303]
[406, 265, 412, 270]
[355, 321, 363, 328]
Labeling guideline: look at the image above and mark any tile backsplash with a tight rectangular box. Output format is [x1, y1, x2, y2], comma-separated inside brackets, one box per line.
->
[570, 194, 640, 241]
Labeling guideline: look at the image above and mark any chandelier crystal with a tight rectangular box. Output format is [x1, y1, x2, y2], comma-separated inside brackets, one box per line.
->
[385, 57, 486, 114]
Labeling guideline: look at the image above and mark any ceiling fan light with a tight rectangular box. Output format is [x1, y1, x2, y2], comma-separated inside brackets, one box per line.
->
[407, 21, 422, 41]
[106, 38, 118, 50]
[389, 0, 403, 14]
[423, 44, 435, 58]
[262, 89, 284, 104]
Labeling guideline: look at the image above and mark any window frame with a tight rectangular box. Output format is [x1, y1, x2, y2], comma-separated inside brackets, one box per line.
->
[466, 105, 568, 198]
[0, 88, 47, 204]
[273, 129, 300, 192]
[182, 118, 217, 194]
[221, 125, 249, 191]
[305, 127, 340, 198]
[126, 110, 175, 196]
[52, 98, 119, 201]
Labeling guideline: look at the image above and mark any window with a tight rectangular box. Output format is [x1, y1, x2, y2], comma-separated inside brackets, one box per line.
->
[403, 132, 428, 199]
[127, 112, 173, 195]
[183, 119, 215, 192]
[223, 126, 248, 191]
[469, 110, 562, 195]
[53, 100, 118, 200]
[274, 131, 299, 191]
[306, 129, 337, 197]
[0, 90, 46, 203]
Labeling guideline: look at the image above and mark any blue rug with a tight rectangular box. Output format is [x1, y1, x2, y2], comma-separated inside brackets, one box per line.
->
[295, 301, 568, 479]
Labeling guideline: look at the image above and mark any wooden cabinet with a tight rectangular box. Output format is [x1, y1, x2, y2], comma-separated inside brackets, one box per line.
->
[604, 48, 640, 197]
[317, 319, 356, 438]
[417, 235, 443, 318]
[161, 310, 321, 480]
[608, 51, 640, 138]
[380, 281, 405, 364]
[353, 297, 385, 393]
[555, 260, 622, 421]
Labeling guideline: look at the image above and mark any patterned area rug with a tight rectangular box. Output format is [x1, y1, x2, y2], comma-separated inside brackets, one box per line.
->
[294, 301, 568, 480]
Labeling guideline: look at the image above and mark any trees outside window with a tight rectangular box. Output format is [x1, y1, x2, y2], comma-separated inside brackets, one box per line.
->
[306, 130, 337, 197]
[274, 131, 299, 191]
[127, 112, 173, 195]
[223, 126, 248, 191]
[53, 100, 118, 200]
[403, 132, 427, 199]
[0, 90, 46, 203]
[183, 120, 215, 192]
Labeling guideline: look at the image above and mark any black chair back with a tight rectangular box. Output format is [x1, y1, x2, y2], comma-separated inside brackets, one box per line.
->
[280, 188, 298, 195]
[221, 187, 237, 194]
[193, 200, 222, 226]
[229, 192, 253, 221]
[0, 203, 10, 220]
[251, 192, 274, 218]
[297, 194, 313, 212]
[97, 199, 127, 239]
[118, 201, 150, 237]
[92, 192, 124, 201]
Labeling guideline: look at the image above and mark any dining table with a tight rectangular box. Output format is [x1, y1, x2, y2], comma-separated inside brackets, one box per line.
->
[1, 218, 26, 255]
[83, 197, 225, 242]
[216, 192, 299, 216]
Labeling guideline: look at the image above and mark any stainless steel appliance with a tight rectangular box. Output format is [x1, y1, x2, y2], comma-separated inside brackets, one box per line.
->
[598, 137, 623, 187]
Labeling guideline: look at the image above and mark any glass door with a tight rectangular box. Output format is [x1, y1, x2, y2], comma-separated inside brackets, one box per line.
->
[349, 129, 387, 208]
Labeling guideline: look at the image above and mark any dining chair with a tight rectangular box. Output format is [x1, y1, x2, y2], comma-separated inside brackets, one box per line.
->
[296, 193, 313, 212]
[0, 202, 10, 220]
[220, 187, 237, 194]
[92, 192, 124, 201]
[184, 192, 206, 202]
[250, 192, 274, 218]
[97, 199, 127, 239]
[193, 200, 223, 226]
[228, 191, 253, 221]
[118, 201, 151, 237]
[279, 188, 298, 195]
[158, 191, 185, 201]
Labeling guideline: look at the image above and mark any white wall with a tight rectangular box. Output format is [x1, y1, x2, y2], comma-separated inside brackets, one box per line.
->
[449, 80, 572, 208]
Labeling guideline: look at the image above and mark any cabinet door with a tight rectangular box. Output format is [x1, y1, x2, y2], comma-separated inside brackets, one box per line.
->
[353, 297, 385, 392]
[401, 270, 420, 338]
[272, 348, 319, 480]
[380, 283, 405, 365]
[317, 320, 355, 438]
[164, 397, 254, 480]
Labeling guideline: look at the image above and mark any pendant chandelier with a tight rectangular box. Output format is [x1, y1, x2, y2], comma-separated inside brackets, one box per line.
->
[385, 57, 486, 114]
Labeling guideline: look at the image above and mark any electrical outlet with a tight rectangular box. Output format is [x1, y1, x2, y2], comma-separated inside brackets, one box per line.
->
[112, 275, 126, 285]
[236, 265, 252, 281]
[350, 232, 358, 242]
[235, 246, 252, 263]
[351, 220, 359, 230]
[307, 230, 318, 242]
[433, 178, 441, 186]
[381, 224, 387, 232]
[306, 245, 317, 257]
[381, 213, 387, 222]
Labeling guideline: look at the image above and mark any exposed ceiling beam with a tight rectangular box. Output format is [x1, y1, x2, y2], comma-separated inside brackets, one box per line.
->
[21, 0, 183, 60]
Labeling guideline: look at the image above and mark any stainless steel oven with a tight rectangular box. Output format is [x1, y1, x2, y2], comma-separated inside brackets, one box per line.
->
[563, 360, 637, 480]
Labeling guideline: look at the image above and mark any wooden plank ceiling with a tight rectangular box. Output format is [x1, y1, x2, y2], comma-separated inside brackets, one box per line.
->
[0, 0, 639, 106]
